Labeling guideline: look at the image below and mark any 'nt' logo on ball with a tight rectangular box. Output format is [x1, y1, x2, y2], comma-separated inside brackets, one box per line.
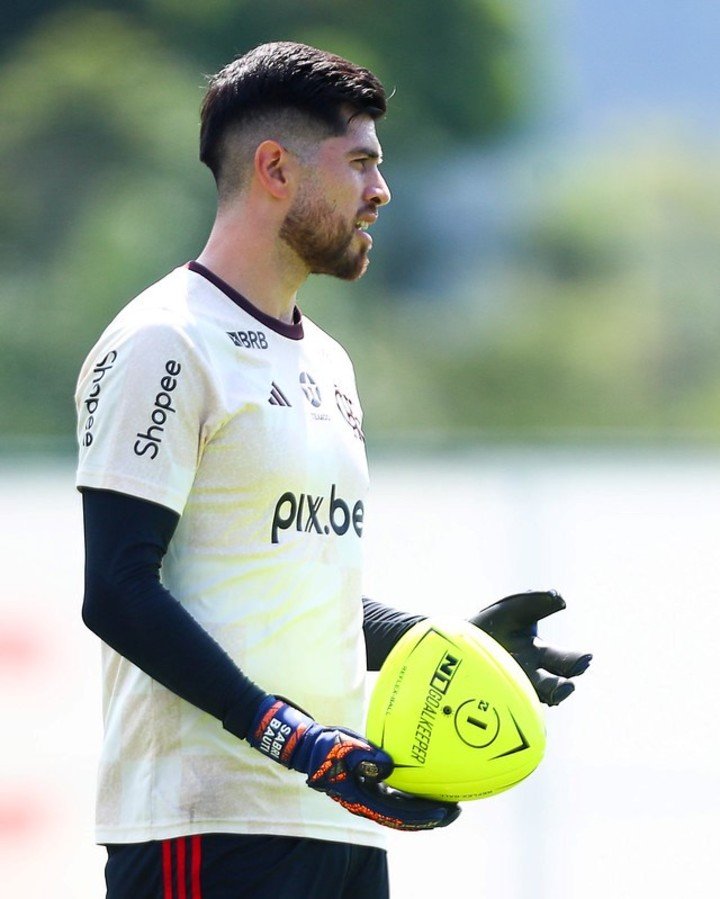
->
[430, 651, 460, 694]
[411, 650, 461, 766]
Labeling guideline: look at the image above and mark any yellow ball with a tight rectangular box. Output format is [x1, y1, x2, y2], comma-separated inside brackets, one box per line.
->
[366, 618, 546, 802]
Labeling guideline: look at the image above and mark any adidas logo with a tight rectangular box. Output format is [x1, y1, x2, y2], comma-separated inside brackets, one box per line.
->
[268, 382, 292, 407]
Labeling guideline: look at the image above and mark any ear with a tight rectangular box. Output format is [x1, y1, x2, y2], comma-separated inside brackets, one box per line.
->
[254, 140, 295, 200]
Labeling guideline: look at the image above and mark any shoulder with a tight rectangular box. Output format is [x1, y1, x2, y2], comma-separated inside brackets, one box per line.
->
[114, 266, 197, 338]
[86, 267, 205, 359]
[75, 267, 216, 401]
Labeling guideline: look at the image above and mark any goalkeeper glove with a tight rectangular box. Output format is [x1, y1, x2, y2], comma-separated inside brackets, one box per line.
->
[470, 590, 592, 706]
[247, 696, 460, 831]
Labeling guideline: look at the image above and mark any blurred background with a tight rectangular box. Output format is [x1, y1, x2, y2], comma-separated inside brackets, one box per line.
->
[2, 1, 720, 896]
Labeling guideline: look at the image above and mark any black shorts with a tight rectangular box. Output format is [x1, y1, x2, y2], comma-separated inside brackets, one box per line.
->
[105, 833, 389, 899]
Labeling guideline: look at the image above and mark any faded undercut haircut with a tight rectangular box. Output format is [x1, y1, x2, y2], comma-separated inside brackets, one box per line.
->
[200, 41, 387, 200]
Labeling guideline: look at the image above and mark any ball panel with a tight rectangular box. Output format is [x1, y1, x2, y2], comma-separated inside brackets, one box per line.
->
[366, 618, 546, 801]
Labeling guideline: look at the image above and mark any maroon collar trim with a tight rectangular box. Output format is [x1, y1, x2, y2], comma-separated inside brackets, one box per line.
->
[187, 260, 304, 340]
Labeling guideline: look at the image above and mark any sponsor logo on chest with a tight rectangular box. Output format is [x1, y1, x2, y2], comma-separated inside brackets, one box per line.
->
[226, 329, 268, 350]
[271, 484, 364, 544]
[266, 373, 361, 433]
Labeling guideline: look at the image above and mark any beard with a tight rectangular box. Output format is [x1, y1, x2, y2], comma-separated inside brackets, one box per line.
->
[280, 186, 370, 281]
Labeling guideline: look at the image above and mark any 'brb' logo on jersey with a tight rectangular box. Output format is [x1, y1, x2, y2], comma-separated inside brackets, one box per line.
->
[271, 484, 364, 544]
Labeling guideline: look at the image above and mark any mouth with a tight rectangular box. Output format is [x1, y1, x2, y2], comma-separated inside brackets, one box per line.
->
[354, 215, 377, 247]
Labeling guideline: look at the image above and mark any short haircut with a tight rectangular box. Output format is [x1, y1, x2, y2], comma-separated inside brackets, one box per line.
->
[200, 42, 387, 196]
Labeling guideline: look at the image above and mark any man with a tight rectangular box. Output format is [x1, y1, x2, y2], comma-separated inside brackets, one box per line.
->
[76, 42, 591, 898]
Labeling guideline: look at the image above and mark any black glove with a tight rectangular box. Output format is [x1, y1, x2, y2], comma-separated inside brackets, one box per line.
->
[469, 591, 591, 706]
[247, 696, 461, 830]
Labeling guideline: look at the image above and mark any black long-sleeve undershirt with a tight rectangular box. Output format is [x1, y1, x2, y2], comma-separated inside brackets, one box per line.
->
[80, 487, 424, 737]
[361, 598, 425, 671]
[81, 488, 265, 739]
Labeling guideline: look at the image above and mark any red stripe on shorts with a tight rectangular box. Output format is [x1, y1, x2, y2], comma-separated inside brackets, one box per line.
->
[177, 838, 187, 899]
[191, 835, 202, 898]
[161, 835, 200, 899]
[162, 839, 173, 899]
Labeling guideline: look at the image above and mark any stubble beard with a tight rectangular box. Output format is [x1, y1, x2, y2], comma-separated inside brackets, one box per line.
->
[279, 189, 369, 281]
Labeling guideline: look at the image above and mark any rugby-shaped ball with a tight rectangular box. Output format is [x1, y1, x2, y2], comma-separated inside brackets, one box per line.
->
[366, 618, 546, 802]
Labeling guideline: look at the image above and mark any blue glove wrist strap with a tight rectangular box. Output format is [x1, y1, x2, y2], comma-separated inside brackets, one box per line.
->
[247, 696, 317, 771]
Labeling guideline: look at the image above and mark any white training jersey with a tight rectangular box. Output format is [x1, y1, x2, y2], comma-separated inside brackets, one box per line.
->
[75, 262, 384, 848]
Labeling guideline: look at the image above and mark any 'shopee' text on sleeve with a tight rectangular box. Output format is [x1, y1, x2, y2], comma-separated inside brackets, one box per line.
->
[75, 322, 212, 514]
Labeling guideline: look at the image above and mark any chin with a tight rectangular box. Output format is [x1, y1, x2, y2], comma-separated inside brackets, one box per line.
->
[340, 251, 371, 281]
[313, 252, 369, 281]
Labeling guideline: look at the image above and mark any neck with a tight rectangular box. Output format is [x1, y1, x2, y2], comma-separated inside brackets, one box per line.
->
[196, 205, 308, 325]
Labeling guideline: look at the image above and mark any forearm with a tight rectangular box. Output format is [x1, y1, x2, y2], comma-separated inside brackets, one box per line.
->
[81, 488, 265, 738]
[362, 596, 425, 671]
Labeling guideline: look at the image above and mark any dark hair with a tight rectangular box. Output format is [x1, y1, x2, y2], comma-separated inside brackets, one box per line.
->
[200, 41, 387, 181]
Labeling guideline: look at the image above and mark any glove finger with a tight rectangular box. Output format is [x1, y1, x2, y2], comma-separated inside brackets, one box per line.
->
[307, 732, 395, 791]
[527, 669, 576, 706]
[336, 734, 395, 782]
[537, 643, 593, 678]
[472, 591, 565, 633]
[357, 781, 461, 831]
[355, 752, 394, 783]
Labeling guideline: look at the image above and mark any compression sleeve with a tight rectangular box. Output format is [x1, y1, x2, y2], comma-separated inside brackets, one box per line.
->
[81, 487, 266, 739]
[362, 597, 426, 671]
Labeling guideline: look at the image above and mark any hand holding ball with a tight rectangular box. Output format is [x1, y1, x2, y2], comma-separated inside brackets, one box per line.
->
[366, 619, 546, 802]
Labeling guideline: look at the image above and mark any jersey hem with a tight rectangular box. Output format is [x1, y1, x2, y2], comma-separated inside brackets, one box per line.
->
[95, 819, 388, 850]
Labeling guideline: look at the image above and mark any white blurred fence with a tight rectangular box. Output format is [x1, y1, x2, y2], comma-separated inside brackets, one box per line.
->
[1, 449, 718, 898]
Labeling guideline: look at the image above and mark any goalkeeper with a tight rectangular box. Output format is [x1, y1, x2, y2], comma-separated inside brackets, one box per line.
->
[76, 41, 591, 899]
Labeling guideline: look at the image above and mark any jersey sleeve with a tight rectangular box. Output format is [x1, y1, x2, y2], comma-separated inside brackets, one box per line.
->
[75, 319, 216, 514]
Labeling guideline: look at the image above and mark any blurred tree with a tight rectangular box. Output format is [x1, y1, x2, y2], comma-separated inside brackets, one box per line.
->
[0, 1, 531, 440]
[364, 128, 720, 439]
[4, 0, 531, 153]
[137, 0, 530, 153]
[18, 5, 720, 445]
[0, 9, 212, 438]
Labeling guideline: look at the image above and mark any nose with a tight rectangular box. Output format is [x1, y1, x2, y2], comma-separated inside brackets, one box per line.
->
[366, 171, 391, 208]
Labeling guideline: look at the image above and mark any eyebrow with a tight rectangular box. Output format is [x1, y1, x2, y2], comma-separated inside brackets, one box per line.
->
[346, 145, 384, 164]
